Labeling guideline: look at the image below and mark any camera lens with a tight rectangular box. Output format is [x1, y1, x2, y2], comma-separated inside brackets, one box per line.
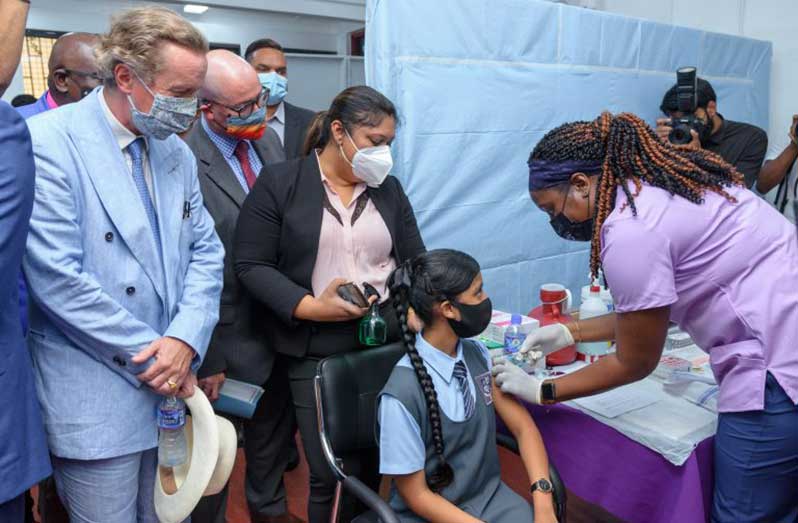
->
[669, 124, 693, 145]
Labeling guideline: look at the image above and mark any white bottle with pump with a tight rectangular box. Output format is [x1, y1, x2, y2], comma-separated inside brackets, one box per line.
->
[577, 285, 610, 362]
[581, 271, 613, 311]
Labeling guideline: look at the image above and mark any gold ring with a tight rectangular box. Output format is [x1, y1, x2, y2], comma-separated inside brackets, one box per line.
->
[167, 380, 178, 390]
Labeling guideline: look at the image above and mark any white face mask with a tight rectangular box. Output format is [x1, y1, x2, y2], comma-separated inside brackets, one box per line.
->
[340, 130, 393, 188]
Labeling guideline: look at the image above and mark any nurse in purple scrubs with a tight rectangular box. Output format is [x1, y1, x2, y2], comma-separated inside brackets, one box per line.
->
[492, 111, 798, 523]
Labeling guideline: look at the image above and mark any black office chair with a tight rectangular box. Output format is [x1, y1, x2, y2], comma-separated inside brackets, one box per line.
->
[314, 342, 567, 523]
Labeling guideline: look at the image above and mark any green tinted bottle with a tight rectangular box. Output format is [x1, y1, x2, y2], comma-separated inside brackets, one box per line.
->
[359, 302, 387, 346]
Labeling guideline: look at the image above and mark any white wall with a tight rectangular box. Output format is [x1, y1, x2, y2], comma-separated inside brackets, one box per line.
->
[4, 0, 366, 110]
[598, 0, 798, 159]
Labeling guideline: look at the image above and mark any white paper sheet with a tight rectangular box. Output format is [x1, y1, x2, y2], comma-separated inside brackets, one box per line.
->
[571, 379, 661, 418]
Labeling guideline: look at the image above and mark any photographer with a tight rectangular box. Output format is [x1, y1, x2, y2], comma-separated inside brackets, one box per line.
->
[656, 75, 767, 189]
[755, 115, 798, 222]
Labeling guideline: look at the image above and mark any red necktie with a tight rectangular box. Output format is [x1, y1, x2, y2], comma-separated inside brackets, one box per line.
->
[233, 141, 257, 189]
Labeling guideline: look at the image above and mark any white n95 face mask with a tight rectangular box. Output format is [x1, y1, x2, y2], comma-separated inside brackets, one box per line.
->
[340, 130, 393, 188]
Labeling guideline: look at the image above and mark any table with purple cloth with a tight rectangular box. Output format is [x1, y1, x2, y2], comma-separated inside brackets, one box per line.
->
[512, 402, 714, 523]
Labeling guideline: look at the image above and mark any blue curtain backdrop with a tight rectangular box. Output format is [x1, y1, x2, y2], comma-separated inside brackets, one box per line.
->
[365, 0, 771, 314]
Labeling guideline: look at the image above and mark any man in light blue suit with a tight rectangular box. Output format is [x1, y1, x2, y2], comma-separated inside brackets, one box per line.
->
[23, 7, 224, 522]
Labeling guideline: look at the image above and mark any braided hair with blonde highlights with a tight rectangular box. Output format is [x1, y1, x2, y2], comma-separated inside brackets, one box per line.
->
[387, 249, 481, 492]
[529, 111, 744, 277]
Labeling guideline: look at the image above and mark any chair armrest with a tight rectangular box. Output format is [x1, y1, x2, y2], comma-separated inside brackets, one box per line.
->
[341, 475, 400, 523]
[495, 432, 567, 523]
[496, 431, 520, 453]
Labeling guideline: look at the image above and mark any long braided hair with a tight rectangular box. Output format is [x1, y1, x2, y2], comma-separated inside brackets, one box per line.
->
[529, 111, 744, 278]
[387, 249, 481, 492]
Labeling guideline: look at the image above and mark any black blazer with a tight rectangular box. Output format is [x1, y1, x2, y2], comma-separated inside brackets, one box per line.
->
[283, 101, 315, 159]
[234, 155, 425, 358]
[184, 122, 285, 383]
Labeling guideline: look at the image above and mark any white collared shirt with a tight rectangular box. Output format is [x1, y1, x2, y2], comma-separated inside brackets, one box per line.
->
[267, 101, 286, 146]
[97, 87, 156, 203]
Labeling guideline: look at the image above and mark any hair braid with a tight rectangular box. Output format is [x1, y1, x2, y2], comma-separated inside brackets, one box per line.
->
[530, 111, 744, 278]
[386, 250, 480, 493]
[391, 287, 454, 492]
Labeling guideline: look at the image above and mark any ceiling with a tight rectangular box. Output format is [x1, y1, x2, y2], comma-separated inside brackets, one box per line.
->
[165, 0, 366, 21]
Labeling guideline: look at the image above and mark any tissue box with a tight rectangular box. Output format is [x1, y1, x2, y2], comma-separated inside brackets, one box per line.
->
[212, 378, 265, 419]
[479, 311, 539, 345]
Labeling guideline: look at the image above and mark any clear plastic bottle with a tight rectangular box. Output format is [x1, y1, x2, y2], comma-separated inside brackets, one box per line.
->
[157, 396, 188, 467]
[503, 314, 526, 356]
[577, 286, 610, 359]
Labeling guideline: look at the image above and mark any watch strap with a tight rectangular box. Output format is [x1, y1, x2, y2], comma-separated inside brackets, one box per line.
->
[541, 380, 556, 402]
[530, 478, 553, 494]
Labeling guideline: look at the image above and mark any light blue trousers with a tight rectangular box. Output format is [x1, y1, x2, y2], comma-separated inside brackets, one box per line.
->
[52, 448, 158, 523]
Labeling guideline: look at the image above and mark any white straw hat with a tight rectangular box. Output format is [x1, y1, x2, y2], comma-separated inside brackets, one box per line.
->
[154, 389, 237, 523]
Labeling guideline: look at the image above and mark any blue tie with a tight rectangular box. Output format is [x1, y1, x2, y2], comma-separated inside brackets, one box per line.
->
[127, 138, 161, 254]
[453, 360, 475, 419]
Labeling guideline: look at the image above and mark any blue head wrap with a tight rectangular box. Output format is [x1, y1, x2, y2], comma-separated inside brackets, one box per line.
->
[527, 159, 603, 192]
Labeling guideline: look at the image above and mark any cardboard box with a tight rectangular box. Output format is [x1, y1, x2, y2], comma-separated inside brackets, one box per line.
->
[479, 310, 540, 345]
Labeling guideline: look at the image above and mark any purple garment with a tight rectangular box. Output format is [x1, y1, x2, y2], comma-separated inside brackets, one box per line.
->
[601, 182, 798, 412]
[16, 91, 51, 120]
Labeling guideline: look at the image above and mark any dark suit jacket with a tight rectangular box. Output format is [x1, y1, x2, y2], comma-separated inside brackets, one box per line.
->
[184, 121, 285, 383]
[234, 155, 425, 358]
[283, 101, 316, 159]
[0, 101, 51, 502]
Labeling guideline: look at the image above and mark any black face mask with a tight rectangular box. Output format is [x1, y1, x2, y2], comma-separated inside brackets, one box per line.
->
[448, 297, 493, 339]
[550, 186, 594, 242]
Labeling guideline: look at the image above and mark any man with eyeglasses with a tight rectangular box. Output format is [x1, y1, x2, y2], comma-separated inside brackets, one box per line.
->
[17, 32, 101, 120]
[184, 50, 299, 523]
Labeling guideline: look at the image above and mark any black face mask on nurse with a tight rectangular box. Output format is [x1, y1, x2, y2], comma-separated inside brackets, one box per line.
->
[550, 185, 594, 242]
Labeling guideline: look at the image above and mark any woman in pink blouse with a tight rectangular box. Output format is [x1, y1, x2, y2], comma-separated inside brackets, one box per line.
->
[235, 86, 425, 523]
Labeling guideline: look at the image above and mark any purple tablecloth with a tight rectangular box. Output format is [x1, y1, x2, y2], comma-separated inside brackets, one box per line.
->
[510, 402, 714, 523]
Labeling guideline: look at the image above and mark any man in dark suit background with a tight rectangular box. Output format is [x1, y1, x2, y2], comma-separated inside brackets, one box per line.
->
[185, 50, 300, 523]
[16, 32, 101, 121]
[245, 38, 316, 159]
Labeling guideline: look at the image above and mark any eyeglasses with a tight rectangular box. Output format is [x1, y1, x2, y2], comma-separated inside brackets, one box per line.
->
[205, 87, 269, 119]
[59, 69, 104, 83]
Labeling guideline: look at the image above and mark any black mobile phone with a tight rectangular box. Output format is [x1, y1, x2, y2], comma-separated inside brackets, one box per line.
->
[362, 282, 381, 302]
[337, 282, 369, 308]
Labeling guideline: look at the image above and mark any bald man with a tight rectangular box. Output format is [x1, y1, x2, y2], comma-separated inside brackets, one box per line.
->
[17, 32, 100, 120]
[184, 50, 299, 523]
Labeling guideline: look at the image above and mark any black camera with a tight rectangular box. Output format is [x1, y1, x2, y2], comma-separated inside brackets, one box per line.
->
[668, 66, 701, 145]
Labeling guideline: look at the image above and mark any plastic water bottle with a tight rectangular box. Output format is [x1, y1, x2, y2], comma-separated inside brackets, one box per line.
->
[157, 396, 188, 467]
[503, 314, 526, 356]
[577, 286, 610, 361]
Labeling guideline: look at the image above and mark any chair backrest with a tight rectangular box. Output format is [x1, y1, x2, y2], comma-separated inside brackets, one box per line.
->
[316, 342, 406, 455]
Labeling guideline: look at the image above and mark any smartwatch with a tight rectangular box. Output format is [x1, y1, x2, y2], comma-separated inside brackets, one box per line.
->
[530, 478, 553, 494]
[541, 380, 556, 402]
